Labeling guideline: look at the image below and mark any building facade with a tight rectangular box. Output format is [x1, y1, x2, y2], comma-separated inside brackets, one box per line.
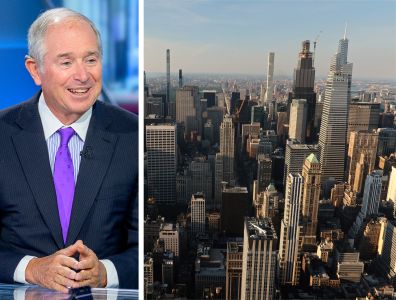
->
[241, 217, 277, 300]
[146, 124, 177, 204]
[279, 173, 304, 285]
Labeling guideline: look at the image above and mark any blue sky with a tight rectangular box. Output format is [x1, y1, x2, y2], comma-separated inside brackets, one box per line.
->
[145, 0, 396, 80]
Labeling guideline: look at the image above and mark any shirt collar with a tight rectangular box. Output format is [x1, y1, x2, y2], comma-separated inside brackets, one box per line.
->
[38, 93, 92, 141]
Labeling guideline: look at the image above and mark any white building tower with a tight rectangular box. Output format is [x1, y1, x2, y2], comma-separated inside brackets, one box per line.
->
[279, 173, 303, 285]
[191, 193, 206, 235]
[264, 52, 275, 104]
[319, 29, 353, 183]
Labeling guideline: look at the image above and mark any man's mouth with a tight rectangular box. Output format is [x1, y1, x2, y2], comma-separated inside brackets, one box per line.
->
[68, 88, 90, 95]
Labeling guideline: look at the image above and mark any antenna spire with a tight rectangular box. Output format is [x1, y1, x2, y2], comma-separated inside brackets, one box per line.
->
[344, 22, 348, 39]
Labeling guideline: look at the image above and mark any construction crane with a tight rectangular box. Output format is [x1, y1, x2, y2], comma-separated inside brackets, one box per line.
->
[313, 30, 322, 66]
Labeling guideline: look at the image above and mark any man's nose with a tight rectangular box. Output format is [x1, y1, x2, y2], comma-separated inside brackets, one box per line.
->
[73, 62, 89, 82]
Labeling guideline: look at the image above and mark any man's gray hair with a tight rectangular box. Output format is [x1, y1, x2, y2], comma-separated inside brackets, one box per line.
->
[28, 7, 102, 68]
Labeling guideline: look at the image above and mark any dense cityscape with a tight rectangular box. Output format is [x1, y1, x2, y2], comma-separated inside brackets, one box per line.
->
[143, 32, 396, 299]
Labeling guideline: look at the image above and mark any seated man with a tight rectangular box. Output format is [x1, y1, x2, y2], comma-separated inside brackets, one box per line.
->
[0, 7, 138, 291]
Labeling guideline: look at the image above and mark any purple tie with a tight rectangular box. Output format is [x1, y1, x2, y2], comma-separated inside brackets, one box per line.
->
[53, 127, 75, 243]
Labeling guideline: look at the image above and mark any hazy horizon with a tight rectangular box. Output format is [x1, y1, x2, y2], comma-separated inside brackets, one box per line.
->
[145, 0, 396, 81]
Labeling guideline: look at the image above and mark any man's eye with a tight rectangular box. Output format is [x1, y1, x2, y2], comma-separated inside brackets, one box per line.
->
[86, 58, 97, 64]
[61, 61, 72, 66]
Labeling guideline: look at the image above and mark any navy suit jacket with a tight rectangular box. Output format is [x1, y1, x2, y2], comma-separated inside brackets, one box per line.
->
[0, 92, 138, 288]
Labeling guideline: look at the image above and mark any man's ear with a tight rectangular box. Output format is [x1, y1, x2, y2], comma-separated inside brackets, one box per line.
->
[25, 56, 42, 86]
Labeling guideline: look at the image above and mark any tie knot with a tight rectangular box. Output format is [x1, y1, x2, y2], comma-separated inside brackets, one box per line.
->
[58, 127, 75, 146]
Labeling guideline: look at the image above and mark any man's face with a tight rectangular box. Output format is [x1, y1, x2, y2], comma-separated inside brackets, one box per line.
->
[27, 19, 102, 124]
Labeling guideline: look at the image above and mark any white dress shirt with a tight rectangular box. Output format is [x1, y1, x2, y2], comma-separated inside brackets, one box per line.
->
[13, 94, 119, 288]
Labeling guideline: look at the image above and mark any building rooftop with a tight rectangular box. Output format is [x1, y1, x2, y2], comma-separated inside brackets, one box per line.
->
[223, 186, 248, 193]
[195, 248, 226, 276]
[306, 153, 319, 164]
[227, 241, 243, 253]
[266, 183, 277, 193]
[160, 223, 177, 231]
[246, 217, 277, 240]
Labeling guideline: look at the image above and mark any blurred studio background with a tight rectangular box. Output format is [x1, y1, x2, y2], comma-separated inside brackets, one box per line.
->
[0, 0, 139, 113]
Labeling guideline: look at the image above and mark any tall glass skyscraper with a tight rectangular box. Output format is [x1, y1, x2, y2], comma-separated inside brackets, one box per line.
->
[319, 32, 353, 183]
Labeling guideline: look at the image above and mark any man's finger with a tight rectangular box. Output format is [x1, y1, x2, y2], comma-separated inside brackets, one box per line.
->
[59, 243, 80, 257]
[76, 242, 90, 257]
[75, 269, 91, 282]
[72, 279, 93, 288]
[57, 265, 77, 280]
[54, 273, 78, 290]
[76, 257, 95, 270]
[56, 255, 79, 270]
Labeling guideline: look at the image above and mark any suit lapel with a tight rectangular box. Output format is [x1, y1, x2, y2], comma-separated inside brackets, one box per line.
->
[12, 94, 64, 249]
[66, 102, 118, 245]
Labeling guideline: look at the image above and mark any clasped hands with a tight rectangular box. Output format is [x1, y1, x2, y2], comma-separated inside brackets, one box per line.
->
[25, 240, 107, 293]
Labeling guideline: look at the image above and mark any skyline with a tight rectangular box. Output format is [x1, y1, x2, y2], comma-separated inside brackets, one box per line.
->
[145, 0, 396, 81]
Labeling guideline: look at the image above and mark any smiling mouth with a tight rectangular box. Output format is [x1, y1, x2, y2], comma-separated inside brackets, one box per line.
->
[68, 88, 90, 95]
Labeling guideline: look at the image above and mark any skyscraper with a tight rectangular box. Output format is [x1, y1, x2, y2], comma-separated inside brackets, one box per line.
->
[190, 156, 213, 207]
[284, 140, 319, 188]
[288, 41, 316, 142]
[379, 221, 396, 281]
[221, 186, 249, 237]
[146, 124, 177, 204]
[347, 102, 380, 141]
[301, 154, 321, 247]
[264, 52, 275, 104]
[387, 166, 396, 204]
[319, 32, 353, 183]
[256, 154, 272, 194]
[191, 193, 206, 235]
[241, 217, 277, 300]
[176, 85, 200, 139]
[377, 128, 396, 157]
[166, 48, 170, 117]
[361, 170, 382, 218]
[349, 170, 383, 239]
[279, 173, 303, 286]
[215, 115, 235, 203]
[357, 217, 387, 260]
[347, 131, 378, 193]
[159, 223, 180, 257]
[289, 99, 307, 143]
[144, 256, 154, 298]
[203, 90, 216, 108]
[178, 68, 183, 88]
[226, 241, 243, 300]
[260, 183, 280, 219]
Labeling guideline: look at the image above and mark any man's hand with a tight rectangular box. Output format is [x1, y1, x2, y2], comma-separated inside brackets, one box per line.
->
[25, 243, 80, 293]
[74, 240, 107, 288]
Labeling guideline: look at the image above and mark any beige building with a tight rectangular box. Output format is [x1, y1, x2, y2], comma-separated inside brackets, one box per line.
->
[301, 154, 321, 247]
[279, 174, 303, 286]
[144, 256, 154, 298]
[241, 218, 277, 299]
[357, 217, 387, 260]
[191, 193, 206, 235]
[289, 99, 307, 143]
[347, 130, 378, 193]
[226, 242, 243, 300]
[387, 166, 396, 204]
[159, 223, 180, 257]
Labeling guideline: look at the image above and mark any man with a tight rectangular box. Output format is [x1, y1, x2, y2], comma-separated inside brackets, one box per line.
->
[0, 8, 138, 291]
